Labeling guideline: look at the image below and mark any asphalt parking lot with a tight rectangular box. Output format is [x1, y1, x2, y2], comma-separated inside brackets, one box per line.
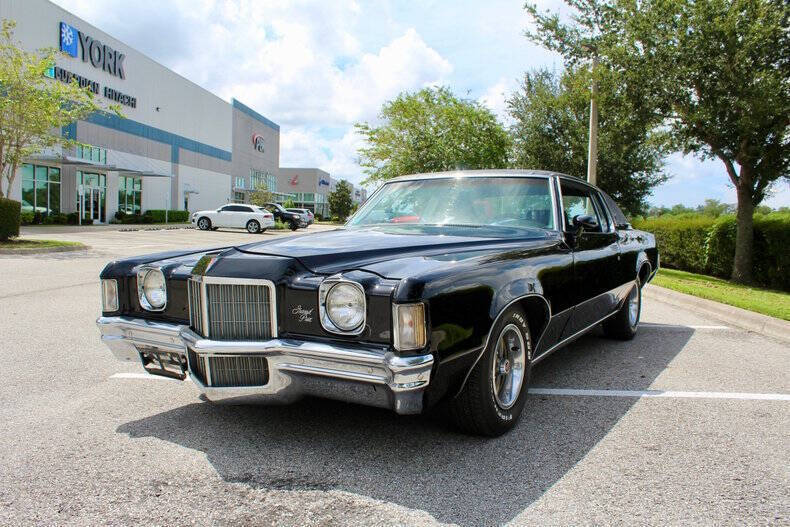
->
[0, 227, 787, 526]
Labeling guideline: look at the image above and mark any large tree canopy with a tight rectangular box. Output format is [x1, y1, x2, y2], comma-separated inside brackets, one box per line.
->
[355, 86, 510, 184]
[508, 67, 668, 216]
[0, 20, 117, 198]
[525, 0, 790, 284]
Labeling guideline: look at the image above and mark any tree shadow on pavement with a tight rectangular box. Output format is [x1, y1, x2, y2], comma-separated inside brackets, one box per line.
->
[117, 326, 693, 526]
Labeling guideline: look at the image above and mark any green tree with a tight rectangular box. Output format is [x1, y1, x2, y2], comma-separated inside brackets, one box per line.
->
[282, 198, 296, 209]
[0, 20, 118, 198]
[356, 86, 510, 184]
[328, 180, 353, 220]
[525, 0, 790, 284]
[248, 181, 273, 207]
[508, 67, 668, 215]
[697, 199, 735, 217]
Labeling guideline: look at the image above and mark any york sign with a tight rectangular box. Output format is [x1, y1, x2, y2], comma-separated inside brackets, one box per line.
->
[60, 22, 126, 79]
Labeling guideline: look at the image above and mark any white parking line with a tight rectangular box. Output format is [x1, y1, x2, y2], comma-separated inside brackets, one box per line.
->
[641, 324, 732, 330]
[110, 374, 788, 401]
[529, 388, 790, 401]
[111, 372, 191, 382]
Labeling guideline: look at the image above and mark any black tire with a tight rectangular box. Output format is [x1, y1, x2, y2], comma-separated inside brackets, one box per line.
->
[289, 221, 298, 231]
[602, 279, 641, 340]
[449, 306, 532, 437]
[259, 228, 267, 234]
[197, 217, 211, 230]
[246, 220, 261, 234]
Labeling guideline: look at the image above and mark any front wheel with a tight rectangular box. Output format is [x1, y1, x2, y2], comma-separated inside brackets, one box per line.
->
[449, 306, 532, 436]
[602, 279, 641, 340]
[197, 217, 211, 230]
[246, 220, 261, 234]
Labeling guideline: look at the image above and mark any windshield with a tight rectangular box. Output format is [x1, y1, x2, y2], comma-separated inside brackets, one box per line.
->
[347, 177, 555, 231]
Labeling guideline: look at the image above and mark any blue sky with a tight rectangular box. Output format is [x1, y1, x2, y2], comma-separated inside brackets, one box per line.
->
[55, 0, 788, 207]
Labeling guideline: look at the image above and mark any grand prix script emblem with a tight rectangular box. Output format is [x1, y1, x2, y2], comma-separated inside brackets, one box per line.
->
[291, 305, 313, 323]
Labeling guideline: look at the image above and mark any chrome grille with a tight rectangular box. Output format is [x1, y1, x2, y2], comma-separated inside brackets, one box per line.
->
[187, 279, 203, 334]
[187, 277, 276, 341]
[188, 349, 268, 387]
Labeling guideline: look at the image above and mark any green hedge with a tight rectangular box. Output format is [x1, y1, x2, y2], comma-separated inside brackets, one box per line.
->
[634, 212, 790, 291]
[144, 209, 190, 222]
[632, 215, 716, 274]
[0, 198, 21, 240]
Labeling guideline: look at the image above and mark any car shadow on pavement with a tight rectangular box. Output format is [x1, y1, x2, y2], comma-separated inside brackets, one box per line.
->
[117, 326, 693, 526]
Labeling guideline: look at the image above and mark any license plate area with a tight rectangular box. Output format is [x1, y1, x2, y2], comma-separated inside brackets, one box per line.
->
[140, 347, 187, 380]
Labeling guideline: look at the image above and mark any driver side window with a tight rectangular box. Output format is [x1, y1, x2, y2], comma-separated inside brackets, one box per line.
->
[560, 181, 603, 232]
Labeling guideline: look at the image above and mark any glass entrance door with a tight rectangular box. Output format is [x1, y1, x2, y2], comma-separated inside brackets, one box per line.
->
[77, 171, 106, 223]
[89, 188, 101, 221]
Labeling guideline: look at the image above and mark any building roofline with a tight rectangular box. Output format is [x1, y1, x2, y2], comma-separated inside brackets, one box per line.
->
[232, 99, 280, 132]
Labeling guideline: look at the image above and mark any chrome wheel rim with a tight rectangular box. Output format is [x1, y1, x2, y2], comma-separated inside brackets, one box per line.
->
[247, 222, 258, 233]
[628, 285, 640, 327]
[491, 324, 526, 410]
[198, 219, 208, 230]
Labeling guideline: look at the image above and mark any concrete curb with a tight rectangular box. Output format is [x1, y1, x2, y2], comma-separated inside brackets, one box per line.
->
[0, 244, 89, 255]
[643, 284, 790, 343]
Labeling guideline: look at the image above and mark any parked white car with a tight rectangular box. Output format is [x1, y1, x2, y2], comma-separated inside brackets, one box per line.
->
[191, 204, 275, 234]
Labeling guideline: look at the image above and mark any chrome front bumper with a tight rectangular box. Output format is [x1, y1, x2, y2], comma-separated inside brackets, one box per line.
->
[96, 316, 433, 414]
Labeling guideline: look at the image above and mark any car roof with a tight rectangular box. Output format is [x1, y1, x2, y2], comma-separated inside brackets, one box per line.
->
[388, 169, 568, 183]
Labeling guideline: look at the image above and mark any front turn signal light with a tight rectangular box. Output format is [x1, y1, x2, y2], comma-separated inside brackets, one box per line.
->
[101, 279, 119, 312]
[393, 303, 426, 351]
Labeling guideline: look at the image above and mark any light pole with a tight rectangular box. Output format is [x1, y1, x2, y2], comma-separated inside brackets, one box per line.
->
[587, 53, 599, 186]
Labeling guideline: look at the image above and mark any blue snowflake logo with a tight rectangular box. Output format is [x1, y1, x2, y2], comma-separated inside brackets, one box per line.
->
[60, 22, 78, 57]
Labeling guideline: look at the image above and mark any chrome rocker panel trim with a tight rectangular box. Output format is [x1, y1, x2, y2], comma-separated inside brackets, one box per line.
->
[96, 316, 433, 415]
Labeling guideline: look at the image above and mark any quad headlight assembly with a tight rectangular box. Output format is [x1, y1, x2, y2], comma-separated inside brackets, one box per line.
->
[136, 266, 167, 311]
[319, 277, 366, 334]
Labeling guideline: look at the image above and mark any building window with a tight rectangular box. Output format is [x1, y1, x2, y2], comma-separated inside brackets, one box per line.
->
[21, 164, 60, 216]
[233, 191, 245, 203]
[75, 143, 107, 164]
[118, 176, 142, 215]
[250, 169, 276, 192]
[234, 177, 246, 190]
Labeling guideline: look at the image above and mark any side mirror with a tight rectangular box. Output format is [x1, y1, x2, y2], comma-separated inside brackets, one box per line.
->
[572, 214, 598, 231]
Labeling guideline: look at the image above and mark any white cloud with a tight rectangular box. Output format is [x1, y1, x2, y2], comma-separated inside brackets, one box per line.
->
[478, 77, 513, 124]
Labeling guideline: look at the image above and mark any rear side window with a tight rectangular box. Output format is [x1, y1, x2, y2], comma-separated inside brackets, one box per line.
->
[600, 192, 630, 228]
[239, 206, 253, 212]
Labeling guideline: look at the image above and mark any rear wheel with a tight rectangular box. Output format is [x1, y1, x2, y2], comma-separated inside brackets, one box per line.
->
[449, 306, 532, 436]
[246, 220, 261, 234]
[602, 279, 641, 340]
[289, 220, 298, 231]
[197, 217, 211, 230]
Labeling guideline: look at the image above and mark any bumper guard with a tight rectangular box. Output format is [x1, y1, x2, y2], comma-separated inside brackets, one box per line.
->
[97, 316, 433, 414]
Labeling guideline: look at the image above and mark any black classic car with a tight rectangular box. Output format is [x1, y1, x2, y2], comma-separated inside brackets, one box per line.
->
[97, 170, 658, 436]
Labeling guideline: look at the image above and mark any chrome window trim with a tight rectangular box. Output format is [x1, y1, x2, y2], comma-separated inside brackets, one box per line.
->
[188, 275, 278, 339]
[392, 302, 427, 352]
[136, 266, 167, 312]
[348, 174, 562, 232]
[318, 276, 366, 335]
[556, 176, 608, 233]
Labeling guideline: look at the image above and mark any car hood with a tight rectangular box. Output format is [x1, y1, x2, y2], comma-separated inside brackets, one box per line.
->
[234, 226, 555, 277]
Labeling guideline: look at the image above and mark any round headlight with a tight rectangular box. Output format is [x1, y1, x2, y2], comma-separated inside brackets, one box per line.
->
[326, 282, 365, 331]
[141, 269, 167, 310]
